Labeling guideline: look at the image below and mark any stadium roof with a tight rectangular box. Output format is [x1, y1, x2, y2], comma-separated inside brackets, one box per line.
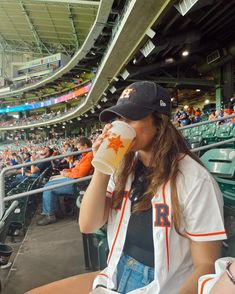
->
[0, 0, 100, 55]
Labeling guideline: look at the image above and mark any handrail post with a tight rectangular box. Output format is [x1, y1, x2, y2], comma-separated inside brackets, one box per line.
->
[0, 170, 5, 219]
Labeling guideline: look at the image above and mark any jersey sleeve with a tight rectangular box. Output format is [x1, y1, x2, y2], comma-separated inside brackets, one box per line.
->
[183, 175, 227, 242]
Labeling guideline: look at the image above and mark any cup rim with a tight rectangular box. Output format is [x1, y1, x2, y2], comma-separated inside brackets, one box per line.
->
[111, 120, 136, 138]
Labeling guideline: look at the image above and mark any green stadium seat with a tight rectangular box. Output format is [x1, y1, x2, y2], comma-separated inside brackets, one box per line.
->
[202, 127, 217, 145]
[231, 127, 235, 137]
[190, 129, 202, 137]
[181, 128, 191, 139]
[189, 135, 203, 149]
[200, 149, 235, 178]
[216, 124, 233, 142]
[95, 228, 109, 270]
[223, 206, 235, 257]
[216, 177, 235, 206]
[201, 149, 235, 256]
[199, 124, 209, 132]
[200, 148, 235, 209]
[76, 192, 108, 271]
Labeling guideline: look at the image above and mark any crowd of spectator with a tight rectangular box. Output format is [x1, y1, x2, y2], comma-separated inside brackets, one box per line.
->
[0, 108, 77, 127]
[172, 103, 235, 127]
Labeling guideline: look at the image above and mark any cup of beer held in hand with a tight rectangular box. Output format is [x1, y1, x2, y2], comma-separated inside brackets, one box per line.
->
[92, 121, 136, 175]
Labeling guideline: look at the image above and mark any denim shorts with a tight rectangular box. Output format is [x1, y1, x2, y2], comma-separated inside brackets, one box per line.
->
[116, 254, 154, 293]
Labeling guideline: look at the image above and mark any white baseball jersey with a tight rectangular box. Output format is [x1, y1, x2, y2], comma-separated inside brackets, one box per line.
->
[92, 155, 227, 294]
[198, 257, 235, 293]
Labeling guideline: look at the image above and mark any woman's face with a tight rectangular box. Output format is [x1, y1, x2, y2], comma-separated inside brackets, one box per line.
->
[118, 115, 157, 153]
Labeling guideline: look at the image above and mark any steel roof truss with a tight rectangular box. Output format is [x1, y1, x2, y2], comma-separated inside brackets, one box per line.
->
[67, 4, 80, 50]
[19, 0, 51, 54]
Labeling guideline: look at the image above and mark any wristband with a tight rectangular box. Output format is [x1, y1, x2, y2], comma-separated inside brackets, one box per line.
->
[226, 261, 235, 285]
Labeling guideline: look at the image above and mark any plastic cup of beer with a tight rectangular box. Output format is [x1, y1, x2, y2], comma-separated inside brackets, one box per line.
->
[92, 121, 136, 175]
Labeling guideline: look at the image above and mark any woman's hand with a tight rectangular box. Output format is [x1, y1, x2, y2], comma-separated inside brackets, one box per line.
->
[92, 123, 112, 154]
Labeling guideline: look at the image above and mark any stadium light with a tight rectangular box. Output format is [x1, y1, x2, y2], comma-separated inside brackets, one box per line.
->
[109, 86, 116, 94]
[182, 50, 189, 57]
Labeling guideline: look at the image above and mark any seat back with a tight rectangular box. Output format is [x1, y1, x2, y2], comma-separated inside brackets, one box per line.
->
[216, 124, 233, 140]
[231, 127, 235, 137]
[200, 149, 235, 178]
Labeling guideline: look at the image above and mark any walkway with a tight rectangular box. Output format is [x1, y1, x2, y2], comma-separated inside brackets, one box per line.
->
[2, 214, 86, 294]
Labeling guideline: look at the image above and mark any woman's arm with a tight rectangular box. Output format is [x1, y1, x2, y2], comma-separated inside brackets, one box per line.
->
[79, 170, 111, 233]
[177, 240, 222, 294]
[210, 261, 235, 294]
[79, 123, 113, 234]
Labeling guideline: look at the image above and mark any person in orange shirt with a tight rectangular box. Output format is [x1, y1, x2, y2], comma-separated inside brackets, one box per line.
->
[37, 137, 93, 226]
[232, 105, 235, 126]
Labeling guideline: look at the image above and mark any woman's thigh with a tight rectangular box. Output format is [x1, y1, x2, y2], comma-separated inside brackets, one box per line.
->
[25, 271, 99, 294]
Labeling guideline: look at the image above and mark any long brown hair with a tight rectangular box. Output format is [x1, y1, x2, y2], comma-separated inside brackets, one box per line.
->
[111, 112, 203, 232]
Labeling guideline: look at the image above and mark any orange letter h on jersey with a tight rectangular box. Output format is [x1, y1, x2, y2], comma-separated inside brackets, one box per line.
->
[154, 204, 171, 227]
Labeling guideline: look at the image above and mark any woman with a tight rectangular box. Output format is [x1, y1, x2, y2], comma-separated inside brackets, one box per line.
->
[79, 81, 226, 293]
[26, 81, 226, 294]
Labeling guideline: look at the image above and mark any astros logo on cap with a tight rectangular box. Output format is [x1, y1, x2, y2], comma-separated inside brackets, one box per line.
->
[120, 88, 135, 99]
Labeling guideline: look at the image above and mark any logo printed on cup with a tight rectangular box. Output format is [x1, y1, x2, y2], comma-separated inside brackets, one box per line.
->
[107, 135, 124, 153]
[92, 121, 136, 175]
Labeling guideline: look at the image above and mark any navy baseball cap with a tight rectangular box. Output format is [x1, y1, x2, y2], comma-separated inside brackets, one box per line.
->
[99, 81, 171, 122]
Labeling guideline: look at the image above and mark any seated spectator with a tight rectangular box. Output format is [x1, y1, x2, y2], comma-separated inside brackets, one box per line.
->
[187, 105, 195, 115]
[178, 108, 191, 126]
[23, 152, 31, 163]
[192, 111, 202, 123]
[209, 110, 217, 121]
[10, 152, 18, 166]
[224, 108, 233, 124]
[37, 137, 93, 226]
[172, 108, 181, 127]
[217, 108, 225, 125]
[10, 146, 53, 187]
[231, 105, 235, 126]
[26, 146, 53, 178]
[195, 107, 201, 115]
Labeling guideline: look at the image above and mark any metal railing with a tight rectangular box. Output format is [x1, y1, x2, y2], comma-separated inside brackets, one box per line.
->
[191, 138, 235, 153]
[0, 149, 92, 218]
[0, 130, 235, 218]
[0, 200, 19, 230]
[178, 114, 235, 130]
[177, 113, 235, 150]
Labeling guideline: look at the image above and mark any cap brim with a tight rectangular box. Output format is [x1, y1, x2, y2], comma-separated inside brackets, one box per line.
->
[99, 102, 152, 122]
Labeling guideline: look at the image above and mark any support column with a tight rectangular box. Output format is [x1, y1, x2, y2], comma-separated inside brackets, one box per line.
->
[222, 61, 233, 107]
[215, 85, 222, 111]
[213, 69, 222, 111]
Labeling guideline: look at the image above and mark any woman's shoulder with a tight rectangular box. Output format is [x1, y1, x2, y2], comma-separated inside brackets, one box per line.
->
[178, 154, 212, 182]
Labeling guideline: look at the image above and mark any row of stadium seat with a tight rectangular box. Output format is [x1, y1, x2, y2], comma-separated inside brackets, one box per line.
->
[200, 148, 235, 257]
[181, 124, 235, 148]
[5, 166, 52, 240]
